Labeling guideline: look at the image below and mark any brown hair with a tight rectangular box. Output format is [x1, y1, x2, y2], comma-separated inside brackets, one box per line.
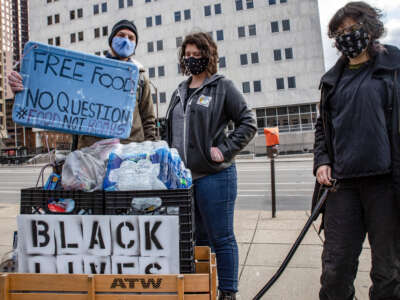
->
[328, 1, 386, 57]
[178, 32, 219, 76]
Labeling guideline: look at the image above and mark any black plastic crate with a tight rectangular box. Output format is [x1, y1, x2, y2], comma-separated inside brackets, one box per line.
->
[104, 188, 195, 273]
[20, 188, 104, 215]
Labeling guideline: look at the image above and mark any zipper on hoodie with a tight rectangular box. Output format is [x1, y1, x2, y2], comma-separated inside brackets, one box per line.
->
[178, 86, 202, 164]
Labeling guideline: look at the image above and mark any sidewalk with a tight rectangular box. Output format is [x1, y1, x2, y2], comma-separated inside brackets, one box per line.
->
[0, 205, 371, 299]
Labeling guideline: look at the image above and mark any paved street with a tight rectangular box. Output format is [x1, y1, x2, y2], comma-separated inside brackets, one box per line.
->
[236, 159, 314, 211]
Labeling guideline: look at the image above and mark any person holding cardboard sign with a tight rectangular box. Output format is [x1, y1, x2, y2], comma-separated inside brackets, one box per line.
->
[8, 19, 156, 147]
[313, 2, 400, 299]
[162, 32, 256, 300]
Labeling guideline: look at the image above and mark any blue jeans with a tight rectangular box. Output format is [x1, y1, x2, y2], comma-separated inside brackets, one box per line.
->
[194, 164, 238, 293]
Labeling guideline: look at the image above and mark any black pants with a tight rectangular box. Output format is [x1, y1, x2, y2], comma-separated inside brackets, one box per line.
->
[320, 175, 400, 300]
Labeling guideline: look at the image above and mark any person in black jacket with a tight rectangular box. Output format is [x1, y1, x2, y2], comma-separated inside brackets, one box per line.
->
[313, 2, 400, 300]
[163, 32, 256, 300]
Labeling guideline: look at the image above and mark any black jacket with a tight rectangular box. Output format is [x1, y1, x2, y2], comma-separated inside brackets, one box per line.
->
[312, 45, 400, 218]
[162, 74, 257, 175]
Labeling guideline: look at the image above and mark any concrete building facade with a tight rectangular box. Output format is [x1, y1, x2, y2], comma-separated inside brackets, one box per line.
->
[29, 0, 325, 153]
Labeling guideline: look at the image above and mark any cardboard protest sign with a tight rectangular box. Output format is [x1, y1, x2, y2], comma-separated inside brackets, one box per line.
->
[12, 42, 139, 139]
[111, 256, 139, 274]
[17, 215, 180, 275]
[111, 216, 140, 256]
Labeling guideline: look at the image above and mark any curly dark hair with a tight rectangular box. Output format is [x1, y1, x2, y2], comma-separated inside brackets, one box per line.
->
[178, 32, 219, 76]
[328, 1, 386, 57]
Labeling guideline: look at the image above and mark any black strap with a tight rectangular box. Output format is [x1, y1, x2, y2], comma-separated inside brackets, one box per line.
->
[137, 72, 145, 104]
[394, 70, 399, 134]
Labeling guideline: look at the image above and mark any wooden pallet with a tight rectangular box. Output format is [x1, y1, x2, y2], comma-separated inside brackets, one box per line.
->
[0, 246, 217, 300]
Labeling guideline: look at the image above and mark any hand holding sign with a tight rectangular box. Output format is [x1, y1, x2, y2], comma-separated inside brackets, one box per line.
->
[12, 42, 139, 139]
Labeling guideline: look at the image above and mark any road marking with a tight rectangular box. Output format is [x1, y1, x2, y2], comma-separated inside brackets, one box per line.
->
[238, 189, 313, 192]
[238, 194, 307, 197]
[238, 182, 313, 185]
[238, 169, 313, 172]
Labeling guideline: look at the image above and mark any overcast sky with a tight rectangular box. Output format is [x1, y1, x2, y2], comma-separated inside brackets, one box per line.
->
[318, 0, 400, 70]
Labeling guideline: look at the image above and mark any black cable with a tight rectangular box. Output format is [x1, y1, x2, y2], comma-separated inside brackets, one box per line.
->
[252, 181, 337, 300]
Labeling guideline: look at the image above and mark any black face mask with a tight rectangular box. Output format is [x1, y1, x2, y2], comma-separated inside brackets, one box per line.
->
[183, 57, 209, 75]
[335, 27, 370, 59]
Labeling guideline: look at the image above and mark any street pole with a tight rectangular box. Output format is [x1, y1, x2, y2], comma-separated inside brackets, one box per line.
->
[264, 127, 280, 218]
[271, 154, 276, 218]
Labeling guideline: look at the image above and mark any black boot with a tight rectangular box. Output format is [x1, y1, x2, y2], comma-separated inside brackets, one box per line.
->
[218, 290, 236, 300]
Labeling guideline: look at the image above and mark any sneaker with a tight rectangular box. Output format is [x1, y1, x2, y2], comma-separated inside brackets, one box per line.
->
[218, 290, 236, 300]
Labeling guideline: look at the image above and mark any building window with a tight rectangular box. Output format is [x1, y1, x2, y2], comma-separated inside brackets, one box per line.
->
[276, 78, 285, 90]
[269, 0, 276, 4]
[274, 49, 282, 61]
[251, 52, 259, 64]
[249, 24, 256, 36]
[93, 4, 99, 14]
[101, 2, 107, 12]
[47, 15, 52, 25]
[285, 47, 293, 59]
[215, 3, 222, 14]
[184, 9, 191, 20]
[149, 67, 155, 78]
[288, 76, 296, 88]
[174, 11, 181, 22]
[235, 0, 243, 10]
[238, 26, 245, 38]
[246, 0, 254, 9]
[176, 36, 183, 48]
[152, 93, 157, 104]
[48, 38, 53, 45]
[146, 16, 152, 27]
[102, 26, 108, 36]
[147, 41, 154, 52]
[119, 0, 124, 8]
[280, 0, 287, 3]
[242, 81, 250, 93]
[216, 30, 224, 41]
[219, 56, 226, 68]
[78, 31, 84, 41]
[94, 28, 100, 38]
[160, 92, 166, 103]
[54, 14, 60, 23]
[156, 40, 163, 51]
[207, 32, 213, 39]
[77, 8, 83, 18]
[145, 0, 151, 2]
[158, 66, 165, 77]
[240, 54, 248, 65]
[254, 80, 262, 92]
[70, 33, 76, 43]
[70, 10, 75, 20]
[271, 21, 279, 33]
[55, 36, 60, 45]
[204, 5, 211, 16]
[177, 63, 182, 74]
[282, 19, 290, 31]
[155, 15, 162, 25]
[127, 0, 133, 7]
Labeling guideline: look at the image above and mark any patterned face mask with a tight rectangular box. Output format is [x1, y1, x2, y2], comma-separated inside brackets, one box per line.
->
[335, 27, 370, 59]
[183, 57, 209, 75]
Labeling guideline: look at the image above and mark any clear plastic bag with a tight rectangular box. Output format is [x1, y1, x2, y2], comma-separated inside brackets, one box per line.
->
[62, 138, 120, 191]
[103, 141, 192, 191]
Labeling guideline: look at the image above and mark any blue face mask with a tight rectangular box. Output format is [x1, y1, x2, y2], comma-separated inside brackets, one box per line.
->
[112, 36, 135, 58]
